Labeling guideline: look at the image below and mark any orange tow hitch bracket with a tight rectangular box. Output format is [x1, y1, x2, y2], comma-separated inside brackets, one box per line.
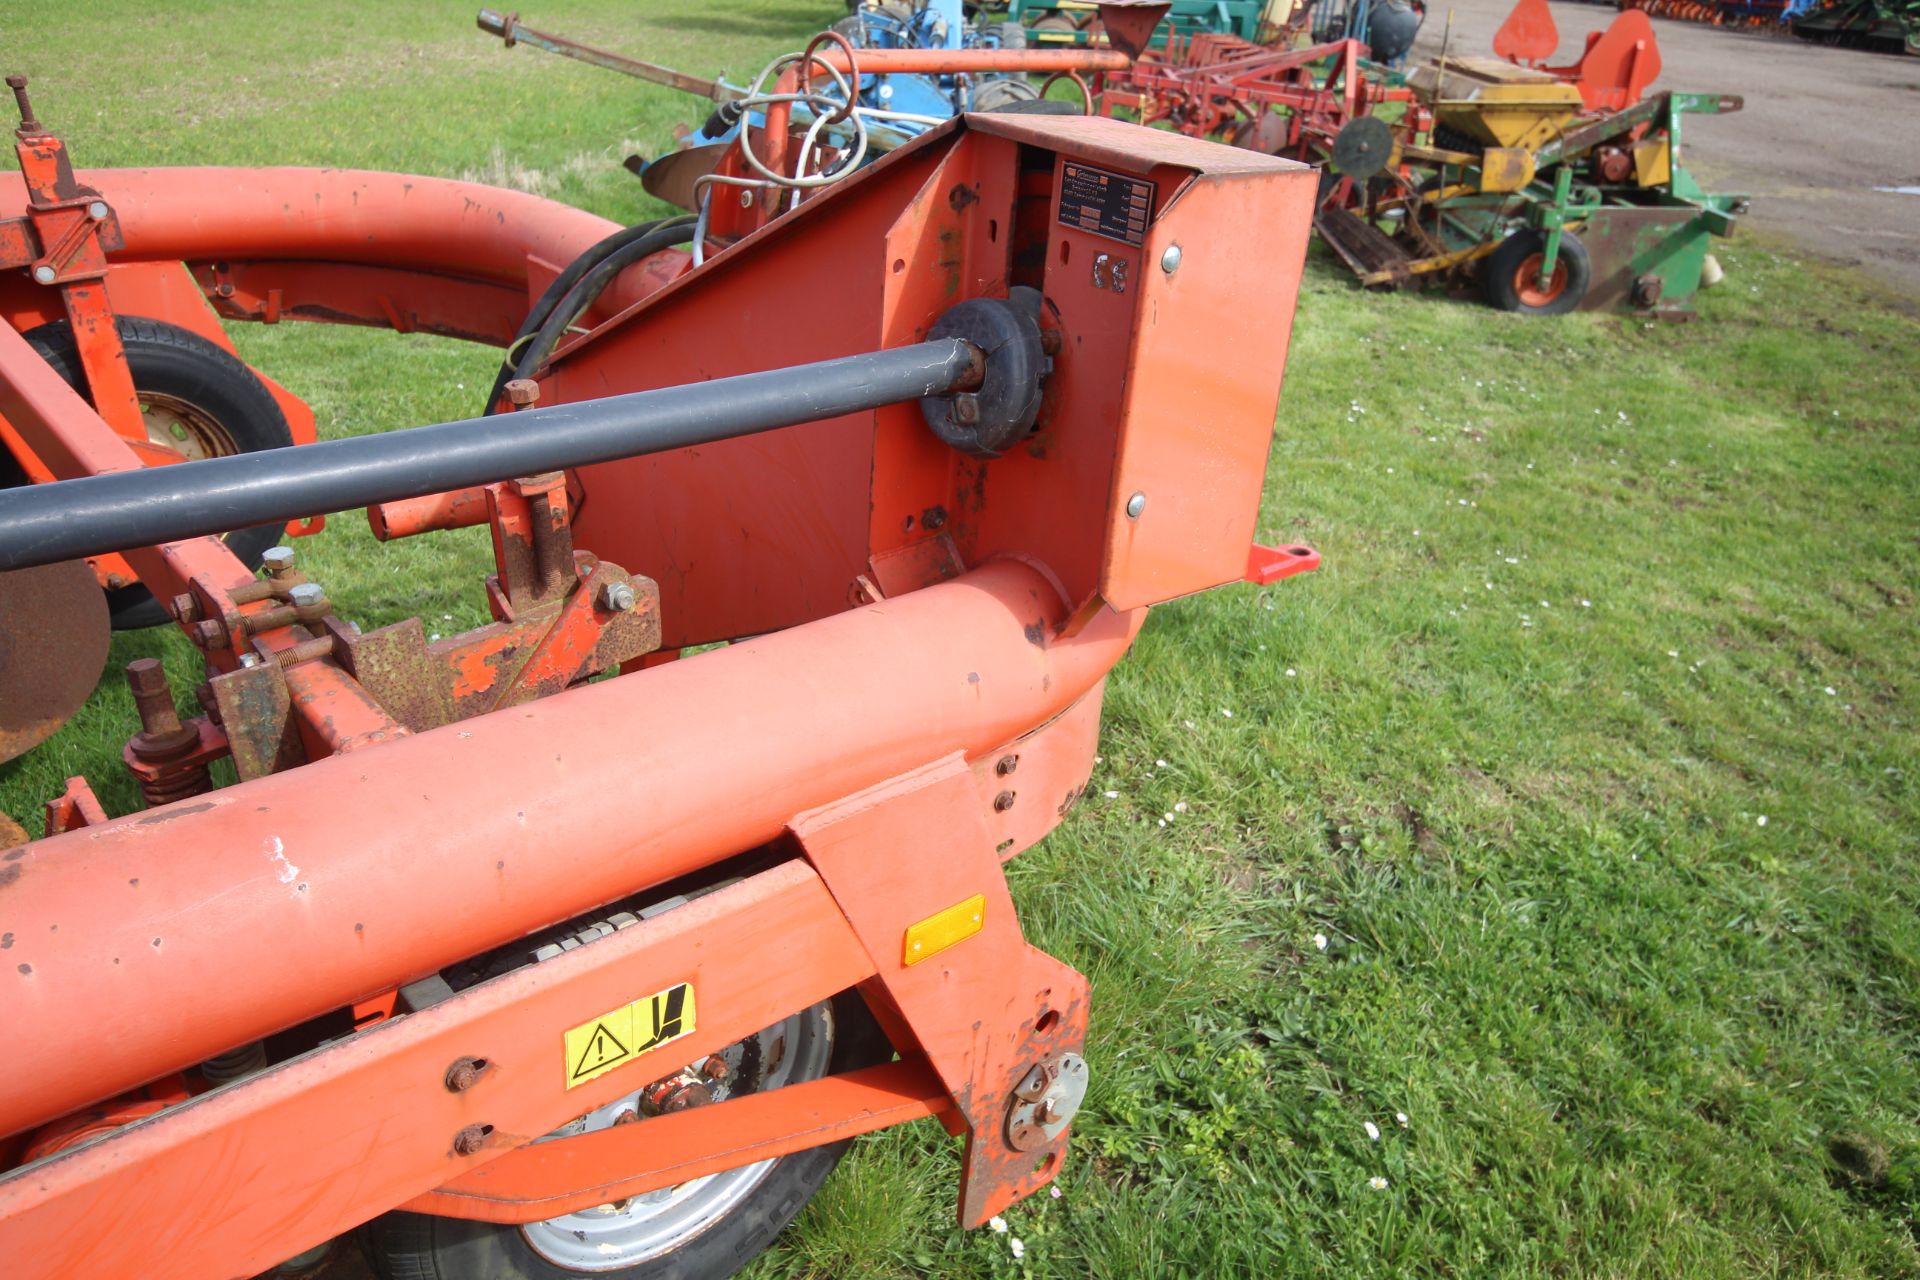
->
[0, 109, 1317, 1280]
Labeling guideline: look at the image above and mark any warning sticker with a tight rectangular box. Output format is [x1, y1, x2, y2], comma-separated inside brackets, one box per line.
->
[563, 982, 697, 1089]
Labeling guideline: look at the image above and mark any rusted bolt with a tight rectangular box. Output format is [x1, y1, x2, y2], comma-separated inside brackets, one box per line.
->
[1038, 328, 1064, 356]
[952, 393, 980, 426]
[995, 754, 1019, 777]
[993, 790, 1016, 813]
[190, 619, 228, 650]
[922, 506, 948, 531]
[125, 659, 184, 738]
[104, 572, 129, 590]
[505, 378, 541, 410]
[260, 546, 295, 574]
[169, 593, 199, 622]
[444, 1056, 489, 1093]
[613, 1108, 641, 1126]
[6, 75, 42, 134]
[1013, 1061, 1056, 1102]
[451, 1124, 490, 1156]
[698, 1055, 730, 1082]
[600, 580, 638, 613]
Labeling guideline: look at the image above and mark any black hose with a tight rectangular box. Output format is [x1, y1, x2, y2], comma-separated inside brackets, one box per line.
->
[504, 219, 699, 398]
[480, 215, 694, 414]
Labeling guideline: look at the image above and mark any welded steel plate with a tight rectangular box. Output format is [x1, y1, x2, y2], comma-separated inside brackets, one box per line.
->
[0, 559, 110, 763]
[640, 142, 730, 213]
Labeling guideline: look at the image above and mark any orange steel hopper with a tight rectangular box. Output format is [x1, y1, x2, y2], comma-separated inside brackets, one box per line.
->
[0, 103, 1318, 1280]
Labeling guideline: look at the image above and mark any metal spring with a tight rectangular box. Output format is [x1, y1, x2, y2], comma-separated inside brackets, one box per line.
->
[138, 762, 214, 809]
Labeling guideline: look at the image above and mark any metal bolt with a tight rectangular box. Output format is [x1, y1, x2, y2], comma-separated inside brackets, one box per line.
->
[190, 619, 227, 649]
[504, 378, 541, 410]
[87, 201, 109, 221]
[288, 583, 326, 609]
[952, 393, 980, 426]
[1161, 243, 1183, 274]
[698, 1055, 730, 1082]
[995, 754, 1019, 776]
[600, 580, 638, 613]
[1125, 491, 1147, 519]
[739, 189, 754, 208]
[993, 790, 1016, 812]
[451, 1124, 490, 1156]
[31, 265, 56, 285]
[1036, 1098, 1062, 1125]
[104, 572, 129, 590]
[444, 1056, 488, 1093]
[169, 593, 199, 622]
[260, 546, 295, 573]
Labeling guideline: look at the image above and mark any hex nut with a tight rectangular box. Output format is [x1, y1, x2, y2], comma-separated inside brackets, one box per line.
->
[288, 583, 326, 609]
[600, 580, 638, 613]
[260, 546, 296, 573]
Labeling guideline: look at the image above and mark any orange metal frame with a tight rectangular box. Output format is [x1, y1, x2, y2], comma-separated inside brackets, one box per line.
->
[0, 111, 1317, 1279]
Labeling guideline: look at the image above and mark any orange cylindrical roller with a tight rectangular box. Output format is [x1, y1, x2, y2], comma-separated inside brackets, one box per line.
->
[0, 560, 1139, 1138]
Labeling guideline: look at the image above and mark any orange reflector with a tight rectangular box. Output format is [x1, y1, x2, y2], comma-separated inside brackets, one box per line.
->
[903, 893, 986, 966]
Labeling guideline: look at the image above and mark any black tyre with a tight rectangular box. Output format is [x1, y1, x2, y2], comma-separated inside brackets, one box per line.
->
[367, 990, 889, 1280]
[1481, 229, 1592, 316]
[21, 316, 294, 628]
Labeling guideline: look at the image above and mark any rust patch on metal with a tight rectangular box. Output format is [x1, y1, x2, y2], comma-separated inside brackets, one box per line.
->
[133, 802, 218, 826]
[0, 864, 21, 891]
[0, 560, 111, 764]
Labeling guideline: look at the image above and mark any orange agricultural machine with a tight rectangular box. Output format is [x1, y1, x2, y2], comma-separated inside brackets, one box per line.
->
[0, 39, 1318, 1280]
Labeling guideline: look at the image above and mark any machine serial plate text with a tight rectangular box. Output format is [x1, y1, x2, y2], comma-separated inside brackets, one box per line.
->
[1057, 163, 1153, 247]
[563, 982, 697, 1088]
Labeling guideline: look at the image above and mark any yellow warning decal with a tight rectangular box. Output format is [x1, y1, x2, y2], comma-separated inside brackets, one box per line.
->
[563, 982, 697, 1089]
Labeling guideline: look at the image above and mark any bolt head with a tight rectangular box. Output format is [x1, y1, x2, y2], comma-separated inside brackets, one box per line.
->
[169, 593, 199, 622]
[600, 580, 638, 613]
[1161, 243, 1183, 274]
[504, 378, 541, 409]
[739, 188, 754, 208]
[288, 583, 326, 608]
[1125, 491, 1147, 519]
[259, 546, 296, 573]
[996, 754, 1019, 776]
[31, 264, 56, 285]
[993, 789, 1017, 812]
[87, 201, 109, 221]
[952, 393, 980, 426]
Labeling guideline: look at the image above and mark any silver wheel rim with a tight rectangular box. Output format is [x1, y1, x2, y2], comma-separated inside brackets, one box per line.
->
[519, 1004, 833, 1272]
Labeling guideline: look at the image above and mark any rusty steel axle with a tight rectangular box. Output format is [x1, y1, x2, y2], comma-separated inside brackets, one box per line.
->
[0, 334, 991, 571]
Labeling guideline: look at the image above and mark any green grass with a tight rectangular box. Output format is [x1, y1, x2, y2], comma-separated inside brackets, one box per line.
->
[8, 4, 1920, 1277]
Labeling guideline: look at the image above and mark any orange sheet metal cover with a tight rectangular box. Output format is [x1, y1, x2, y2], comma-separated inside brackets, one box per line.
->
[967, 114, 1317, 612]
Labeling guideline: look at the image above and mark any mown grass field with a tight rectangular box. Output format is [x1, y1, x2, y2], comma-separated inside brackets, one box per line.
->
[7, 3, 1920, 1277]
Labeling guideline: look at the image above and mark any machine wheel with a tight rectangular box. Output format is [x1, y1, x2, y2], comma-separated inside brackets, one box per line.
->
[1482, 229, 1591, 316]
[366, 991, 887, 1280]
[983, 20, 1027, 50]
[21, 317, 294, 628]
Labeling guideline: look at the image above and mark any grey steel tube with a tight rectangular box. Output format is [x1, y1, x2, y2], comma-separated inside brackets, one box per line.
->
[0, 337, 983, 571]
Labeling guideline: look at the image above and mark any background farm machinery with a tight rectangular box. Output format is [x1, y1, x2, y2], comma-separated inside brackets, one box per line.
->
[0, 30, 1321, 1280]
[1106, 0, 1748, 315]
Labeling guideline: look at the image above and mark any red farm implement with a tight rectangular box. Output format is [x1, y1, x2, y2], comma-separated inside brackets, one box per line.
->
[0, 37, 1320, 1280]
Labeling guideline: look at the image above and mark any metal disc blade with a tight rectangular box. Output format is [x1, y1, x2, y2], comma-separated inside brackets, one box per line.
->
[0, 559, 110, 763]
[1331, 116, 1395, 181]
